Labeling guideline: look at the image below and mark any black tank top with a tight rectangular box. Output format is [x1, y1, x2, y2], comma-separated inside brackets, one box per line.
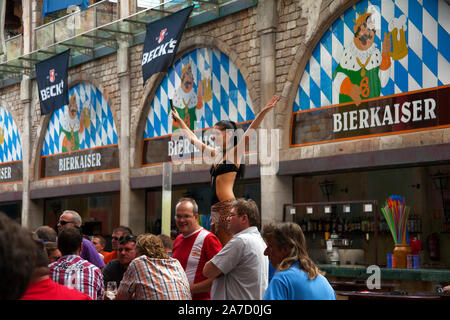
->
[210, 162, 241, 205]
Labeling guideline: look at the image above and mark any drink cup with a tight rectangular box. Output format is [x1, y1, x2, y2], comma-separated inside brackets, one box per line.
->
[387, 254, 393, 268]
[106, 281, 118, 300]
[407, 255, 413, 269]
[413, 255, 420, 269]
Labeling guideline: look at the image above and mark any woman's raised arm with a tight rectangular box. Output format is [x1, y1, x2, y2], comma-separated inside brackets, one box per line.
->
[170, 107, 217, 157]
[233, 95, 280, 162]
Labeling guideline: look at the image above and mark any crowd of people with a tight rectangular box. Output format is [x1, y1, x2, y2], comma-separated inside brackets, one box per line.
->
[2, 95, 449, 301]
[0, 197, 337, 300]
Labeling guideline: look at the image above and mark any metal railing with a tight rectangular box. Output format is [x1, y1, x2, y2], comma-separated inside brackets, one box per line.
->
[1, 34, 23, 63]
[0, 0, 256, 86]
[34, 0, 119, 51]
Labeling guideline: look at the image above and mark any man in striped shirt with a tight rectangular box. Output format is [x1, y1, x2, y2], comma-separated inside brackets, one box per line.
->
[172, 198, 222, 300]
[50, 226, 104, 300]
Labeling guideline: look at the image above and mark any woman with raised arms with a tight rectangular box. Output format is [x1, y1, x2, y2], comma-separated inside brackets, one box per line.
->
[171, 95, 279, 245]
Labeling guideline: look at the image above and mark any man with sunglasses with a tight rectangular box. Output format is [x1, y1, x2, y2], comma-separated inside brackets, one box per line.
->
[103, 234, 137, 288]
[103, 226, 133, 264]
[57, 210, 105, 269]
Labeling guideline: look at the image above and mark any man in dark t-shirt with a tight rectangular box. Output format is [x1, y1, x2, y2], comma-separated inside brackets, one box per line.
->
[102, 235, 136, 287]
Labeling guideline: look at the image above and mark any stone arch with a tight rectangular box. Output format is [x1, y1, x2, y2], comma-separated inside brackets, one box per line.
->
[282, 0, 448, 149]
[31, 78, 119, 180]
[279, 0, 358, 149]
[31, 82, 53, 181]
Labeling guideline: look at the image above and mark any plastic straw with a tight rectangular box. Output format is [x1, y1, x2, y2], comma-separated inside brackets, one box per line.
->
[381, 196, 410, 245]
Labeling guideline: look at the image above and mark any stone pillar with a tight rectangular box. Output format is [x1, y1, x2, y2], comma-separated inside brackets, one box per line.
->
[257, 0, 292, 224]
[20, 75, 35, 229]
[117, 2, 145, 234]
[117, 44, 145, 233]
[22, 0, 32, 54]
[118, 41, 130, 226]
[31, 0, 42, 51]
[21, 0, 44, 229]
[257, 0, 277, 108]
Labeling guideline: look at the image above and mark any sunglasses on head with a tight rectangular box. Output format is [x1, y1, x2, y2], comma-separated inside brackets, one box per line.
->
[119, 235, 136, 244]
[58, 220, 73, 226]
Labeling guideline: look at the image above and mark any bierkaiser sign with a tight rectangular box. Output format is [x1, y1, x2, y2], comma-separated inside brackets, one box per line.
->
[40, 145, 119, 178]
[0, 161, 22, 184]
[141, 6, 193, 85]
[36, 50, 70, 115]
[291, 86, 450, 146]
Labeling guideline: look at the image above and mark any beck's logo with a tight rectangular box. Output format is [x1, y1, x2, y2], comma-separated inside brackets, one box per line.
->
[49, 69, 55, 83]
[157, 28, 167, 44]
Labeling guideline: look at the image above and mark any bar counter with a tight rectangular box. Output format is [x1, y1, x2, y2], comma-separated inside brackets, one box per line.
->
[319, 264, 450, 282]
[319, 264, 450, 294]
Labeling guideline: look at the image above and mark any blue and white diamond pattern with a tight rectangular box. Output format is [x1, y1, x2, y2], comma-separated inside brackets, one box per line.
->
[144, 48, 255, 139]
[41, 82, 118, 156]
[293, 0, 450, 113]
[0, 107, 22, 163]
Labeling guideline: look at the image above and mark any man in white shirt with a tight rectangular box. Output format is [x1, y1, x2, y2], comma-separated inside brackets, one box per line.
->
[203, 198, 268, 300]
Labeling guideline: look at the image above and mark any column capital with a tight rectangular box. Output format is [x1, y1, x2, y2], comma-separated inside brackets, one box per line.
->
[20, 76, 32, 102]
[256, 0, 279, 34]
[117, 41, 130, 77]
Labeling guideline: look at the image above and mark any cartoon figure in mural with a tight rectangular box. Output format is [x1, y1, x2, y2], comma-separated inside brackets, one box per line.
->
[60, 95, 90, 152]
[171, 95, 280, 246]
[333, 8, 408, 106]
[171, 63, 212, 131]
[0, 114, 3, 146]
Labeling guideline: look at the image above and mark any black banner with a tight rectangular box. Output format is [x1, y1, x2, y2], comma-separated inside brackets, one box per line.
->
[141, 6, 193, 85]
[36, 50, 70, 115]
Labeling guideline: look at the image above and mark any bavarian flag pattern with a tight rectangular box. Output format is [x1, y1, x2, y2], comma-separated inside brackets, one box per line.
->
[144, 48, 255, 139]
[41, 82, 118, 156]
[293, 0, 450, 112]
[0, 107, 22, 163]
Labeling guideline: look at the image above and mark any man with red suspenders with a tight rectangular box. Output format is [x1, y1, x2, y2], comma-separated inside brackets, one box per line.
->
[172, 198, 223, 300]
